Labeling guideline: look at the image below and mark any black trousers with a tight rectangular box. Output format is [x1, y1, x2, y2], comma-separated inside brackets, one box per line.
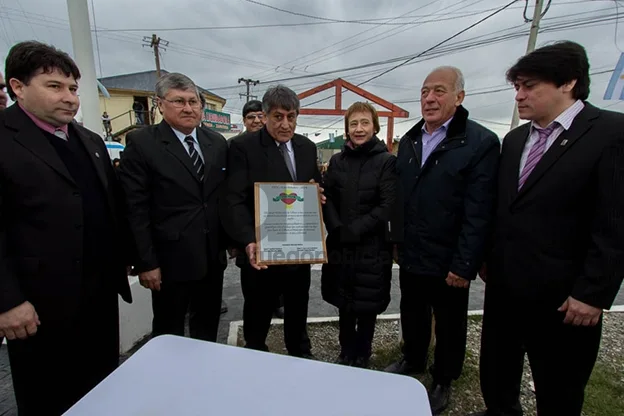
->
[480, 287, 602, 416]
[8, 290, 120, 416]
[399, 269, 469, 385]
[241, 264, 311, 355]
[339, 309, 377, 359]
[151, 270, 224, 342]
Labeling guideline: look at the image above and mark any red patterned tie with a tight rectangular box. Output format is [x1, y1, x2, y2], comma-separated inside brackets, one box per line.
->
[518, 124, 556, 190]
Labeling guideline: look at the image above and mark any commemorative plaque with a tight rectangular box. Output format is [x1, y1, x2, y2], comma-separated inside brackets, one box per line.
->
[254, 182, 327, 266]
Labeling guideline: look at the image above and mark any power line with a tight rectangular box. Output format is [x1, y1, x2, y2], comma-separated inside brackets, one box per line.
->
[209, 8, 620, 90]
[290, 0, 486, 73]
[301, 0, 520, 134]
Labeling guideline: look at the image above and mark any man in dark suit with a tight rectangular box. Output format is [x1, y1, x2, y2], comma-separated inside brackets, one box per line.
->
[471, 41, 624, 416]
[385, 66, 500, 415]
[0, 41, 132, 415]
[119, 73, 228, 342]
[222, 85, 321, 357]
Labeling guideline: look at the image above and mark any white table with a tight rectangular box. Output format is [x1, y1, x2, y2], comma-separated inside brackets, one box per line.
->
[64, 335, 432, 416]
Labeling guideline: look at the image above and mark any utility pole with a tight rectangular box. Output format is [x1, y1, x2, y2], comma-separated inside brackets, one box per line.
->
[66, 0, 101, 136]
[238, 78, 259, 102]
[143, 34, 168, 79]
[510, 0, 546, 129]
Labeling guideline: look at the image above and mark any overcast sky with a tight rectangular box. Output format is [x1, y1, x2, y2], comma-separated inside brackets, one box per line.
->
[0, 0, 622, 139]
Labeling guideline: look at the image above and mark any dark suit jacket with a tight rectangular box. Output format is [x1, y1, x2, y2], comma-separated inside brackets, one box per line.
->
[221, 127, 322, 259]
[488, 103, 624, 310]
[119, 120, 228, 282]
[0, 104, 131, 324]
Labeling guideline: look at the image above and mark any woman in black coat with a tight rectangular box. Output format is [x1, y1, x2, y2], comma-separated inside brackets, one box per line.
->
[321, 102, 398, 368]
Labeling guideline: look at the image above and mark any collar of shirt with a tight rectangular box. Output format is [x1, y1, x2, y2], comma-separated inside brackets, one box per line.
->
[171, 126, 197, 145]
[421, 117, 453, 141]
[275, 139, 294, 153]
[19, 103, 69, 136]
[531, 99, 585, 133]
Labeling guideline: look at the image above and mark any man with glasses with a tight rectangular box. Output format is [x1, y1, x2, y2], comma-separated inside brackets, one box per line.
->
[119, 72, 229, 342]
[241, 100, 265, 133]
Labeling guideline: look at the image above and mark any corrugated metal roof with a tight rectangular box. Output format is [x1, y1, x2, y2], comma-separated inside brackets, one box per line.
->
[98, 69, 225, 102]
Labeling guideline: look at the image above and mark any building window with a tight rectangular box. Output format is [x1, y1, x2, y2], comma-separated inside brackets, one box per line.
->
[207, 103, 216, 110]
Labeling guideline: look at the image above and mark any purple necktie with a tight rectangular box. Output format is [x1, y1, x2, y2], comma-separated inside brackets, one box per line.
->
[518, 124, 557, 190]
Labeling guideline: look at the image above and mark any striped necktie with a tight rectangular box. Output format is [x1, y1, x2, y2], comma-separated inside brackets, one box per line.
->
[184, 136, 204, 181]
[518, 123, 557, 189]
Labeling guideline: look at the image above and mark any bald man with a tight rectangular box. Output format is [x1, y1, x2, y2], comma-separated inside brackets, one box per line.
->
[386, 66, 500, 415]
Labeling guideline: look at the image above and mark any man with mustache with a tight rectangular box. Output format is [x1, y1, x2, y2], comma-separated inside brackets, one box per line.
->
[119, 72, 229, 344]
[0, 41, 132, 415]
[385, 66, 500, 415]
[222, 85, 321, 357]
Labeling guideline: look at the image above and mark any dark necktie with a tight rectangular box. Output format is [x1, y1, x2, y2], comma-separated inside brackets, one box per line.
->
[184, 136, 204, 181]
[279, 142, 297, 181]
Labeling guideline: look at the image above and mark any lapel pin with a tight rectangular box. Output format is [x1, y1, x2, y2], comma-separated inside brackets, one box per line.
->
[95, 152, 100, 158]
[560, 139, 568, 146]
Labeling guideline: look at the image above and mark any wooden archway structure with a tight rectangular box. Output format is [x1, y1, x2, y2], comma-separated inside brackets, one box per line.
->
[297, 78, 409, 149]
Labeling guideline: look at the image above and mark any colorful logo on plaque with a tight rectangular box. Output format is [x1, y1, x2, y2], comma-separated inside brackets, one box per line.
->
[273, 190, 304, 207]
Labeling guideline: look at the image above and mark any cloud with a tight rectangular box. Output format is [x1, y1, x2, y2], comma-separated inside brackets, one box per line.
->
[1, 0, 621, 139]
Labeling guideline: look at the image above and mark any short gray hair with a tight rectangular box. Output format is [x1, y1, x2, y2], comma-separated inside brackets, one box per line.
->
[262, 85, 300, 114]
[431, 66, 465, 92]
[155, 72, 199, 98]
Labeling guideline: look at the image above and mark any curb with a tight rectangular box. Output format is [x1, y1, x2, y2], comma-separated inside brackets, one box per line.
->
[226, 307, 624, 347]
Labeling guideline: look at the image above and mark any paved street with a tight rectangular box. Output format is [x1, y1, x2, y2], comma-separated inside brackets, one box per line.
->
[2, 263, 624, 415]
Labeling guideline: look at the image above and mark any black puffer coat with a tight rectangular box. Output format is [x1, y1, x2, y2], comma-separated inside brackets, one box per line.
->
[321, 137, 399, 314]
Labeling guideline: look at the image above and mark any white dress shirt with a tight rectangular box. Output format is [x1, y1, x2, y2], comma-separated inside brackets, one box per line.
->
[275, 139, 296, 175]
[172, 126, 204, 163]
[518, 100, 585, 174]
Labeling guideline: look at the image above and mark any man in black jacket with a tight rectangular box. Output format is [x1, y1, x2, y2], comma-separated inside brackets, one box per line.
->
[119, 72, 228, 342]
[385, 66, 500, 415]
[0, 41, 132, 415]
[222, 85, 321, 357]
[471, 41, 624, 416]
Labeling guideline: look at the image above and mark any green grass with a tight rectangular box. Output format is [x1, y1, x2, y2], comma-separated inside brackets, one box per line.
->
[369, 315, 624, 416]
[583, 361, 624, 416]
[239, 314, 624, 415]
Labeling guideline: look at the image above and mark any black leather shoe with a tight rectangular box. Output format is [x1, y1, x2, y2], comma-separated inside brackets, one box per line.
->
[466, 412, 487, 416]
[273, 306, 285, 319]
[353, 356, 370, 369]
[300, 352, 316, 360]
[334, 354, 353, 366]
[429, 384, 451, 415]
[220, 300, 228, 314]
[384, 358, 422, 375]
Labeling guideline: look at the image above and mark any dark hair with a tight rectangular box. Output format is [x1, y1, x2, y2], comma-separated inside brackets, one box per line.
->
[199, 93, 206, 109]
[242, 100, 262, 117]
[262, 85, 299, 115]
[506, 41, 590, 100]
[5, 41, 81, 100]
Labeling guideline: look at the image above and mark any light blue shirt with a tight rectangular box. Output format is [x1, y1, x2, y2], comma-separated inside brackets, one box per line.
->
[172, 126, 204, 163]
[420, 117, 452, 167]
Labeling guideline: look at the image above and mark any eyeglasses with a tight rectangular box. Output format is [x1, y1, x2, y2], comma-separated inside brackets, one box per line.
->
[162, 98, 202, 109]
[245, 114, 265, 121]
